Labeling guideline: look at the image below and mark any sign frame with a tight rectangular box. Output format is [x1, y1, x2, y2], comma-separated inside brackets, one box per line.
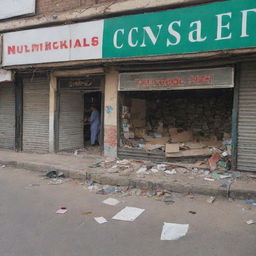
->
[118, 67, 234, 91]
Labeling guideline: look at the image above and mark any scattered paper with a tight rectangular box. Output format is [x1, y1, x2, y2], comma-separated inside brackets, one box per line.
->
[207, 196, 215, 204]
[56, 207, 68, 214]
[165, 169, 177, 175]
[103, 198, 120, 206]
[112, 207, 145, 222]
[161, 223, 189, 241]
[94, 217, 108, 224]
[204, 177, 215, 182]
[246, 220, 255, 225]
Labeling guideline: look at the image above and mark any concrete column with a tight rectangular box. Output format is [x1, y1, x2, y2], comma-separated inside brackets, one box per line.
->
[49, 74, 57, 153]
[104, 68, 119, 158]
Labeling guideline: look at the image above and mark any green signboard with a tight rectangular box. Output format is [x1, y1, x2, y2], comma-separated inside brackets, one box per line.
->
[103, 0, 256, 58]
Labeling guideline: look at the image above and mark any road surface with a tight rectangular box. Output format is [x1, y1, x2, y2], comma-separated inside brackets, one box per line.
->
[0, 167, 255, 256]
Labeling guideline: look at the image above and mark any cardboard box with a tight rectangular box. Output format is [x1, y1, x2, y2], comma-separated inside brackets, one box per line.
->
[132, 119, 146, 128]
[165, 143, 180, 156]
[123, 132, 135, 139]
[169, 128, 178, 136]
[166, 148, 212, 158]
[131, 99, 146, 128]
[134, 128, 146, 138]
[171, 130, 193, 143]
[145, 136, 170, 145]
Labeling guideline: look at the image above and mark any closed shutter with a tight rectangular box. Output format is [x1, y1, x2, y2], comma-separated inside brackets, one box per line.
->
[237, 62, 256, 172]
[0, 83, 15, 149]
[23, 78, 49, 152]
[58, 90, 84, 151]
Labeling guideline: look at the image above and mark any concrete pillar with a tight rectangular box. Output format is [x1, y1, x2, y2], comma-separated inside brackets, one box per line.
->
[104, 68, 119, 158]
[49, 74, 57, 153]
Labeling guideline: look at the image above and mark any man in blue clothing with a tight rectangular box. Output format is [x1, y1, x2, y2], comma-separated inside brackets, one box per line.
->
[89, 105, 101, 145]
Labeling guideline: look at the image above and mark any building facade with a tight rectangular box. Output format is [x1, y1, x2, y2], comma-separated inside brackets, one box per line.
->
[0, 0, 256, 172]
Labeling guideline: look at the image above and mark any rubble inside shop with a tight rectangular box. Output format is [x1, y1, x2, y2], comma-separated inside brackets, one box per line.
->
[119, 89, 233, 165]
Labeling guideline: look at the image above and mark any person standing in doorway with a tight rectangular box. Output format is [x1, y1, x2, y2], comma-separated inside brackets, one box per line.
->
[89, 105, 100, 145]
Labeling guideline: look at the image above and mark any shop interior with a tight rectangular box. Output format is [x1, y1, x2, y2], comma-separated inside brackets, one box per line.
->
[83, 92, 102, 146]
[119, 88, 233, 159]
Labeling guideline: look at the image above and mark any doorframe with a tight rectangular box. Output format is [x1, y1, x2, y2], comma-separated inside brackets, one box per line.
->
[49, 69, 105, 153]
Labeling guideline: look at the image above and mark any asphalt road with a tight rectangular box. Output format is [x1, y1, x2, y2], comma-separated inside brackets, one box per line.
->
[0, 167, 255, 256]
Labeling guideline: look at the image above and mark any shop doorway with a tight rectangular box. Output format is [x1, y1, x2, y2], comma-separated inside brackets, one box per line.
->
[56, 77, 104, 154]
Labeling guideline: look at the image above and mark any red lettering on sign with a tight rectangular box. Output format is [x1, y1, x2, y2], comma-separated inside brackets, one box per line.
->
[8, 46, 16, 55]
[189, 74, 214, 85]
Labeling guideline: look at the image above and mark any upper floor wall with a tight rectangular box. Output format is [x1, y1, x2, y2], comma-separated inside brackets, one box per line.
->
[0, 0, 214, 33]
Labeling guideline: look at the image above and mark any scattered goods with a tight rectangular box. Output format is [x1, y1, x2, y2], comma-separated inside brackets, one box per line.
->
[189, 211, 196, 215]
[94, 217, 108, 224]
[220, 184, 229, 188]
[160, 223, 189, 241]
[245, 200, 256, 206]
[56, 207, 68, 214]
[103, 198, 120, 206]
[163, 196, 175, 205]
[246, 220, 255, 225]
[87, 180, 94, 186]
[204, 177, 215, 182]
[81, 211, 93, 215]
[207, 196, 215, 204]
[112, 207, 145, 222]
[46, 170, 65, 179]
[165, 169, 177, 175]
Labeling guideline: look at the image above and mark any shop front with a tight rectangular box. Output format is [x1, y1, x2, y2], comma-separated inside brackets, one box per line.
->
[56, 75, 104, 152]
[118, 67, 234, 163]
[1, 0, 256, 171]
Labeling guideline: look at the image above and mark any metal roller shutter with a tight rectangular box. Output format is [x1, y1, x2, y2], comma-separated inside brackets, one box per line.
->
[23, 78, 49, 152]
[237, 62, 256, 172]
[0, 83, 15, 149]
[58, 90, 84, 151]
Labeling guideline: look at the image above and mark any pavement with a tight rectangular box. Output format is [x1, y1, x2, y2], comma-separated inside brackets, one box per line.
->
[0, 166, 255, 256]
[0, 149, 256, 200]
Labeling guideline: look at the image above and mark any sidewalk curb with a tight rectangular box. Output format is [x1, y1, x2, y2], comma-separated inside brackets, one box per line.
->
[1, 159, 255, 200]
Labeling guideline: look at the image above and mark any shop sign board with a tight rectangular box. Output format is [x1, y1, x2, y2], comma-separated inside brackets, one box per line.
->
[0, 69, 12, 82]
[0, 0, 36, 20]
[3, 0, 256, 65]
[103, 0, 256, 58]
[2, 20, 104, 66]
[118, 67, 234, 91]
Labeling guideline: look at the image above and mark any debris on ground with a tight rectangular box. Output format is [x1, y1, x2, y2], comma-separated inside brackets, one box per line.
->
[245, 200, 256, 206]
[207, 196, 215, 204]
[0, 164, 6, 168]
[94, 217, 108, 224]
[56, 207, 68, 214]
[246, 220, 255, 225]
[46, 170, 65, 179]
[163, 195, 175, 205]
[102, 198, 120, 206]
[160, 223, 189, 241]
[189, 211, 196, 215]
[81, 211, 93, 215]
[112, 207, 145, 222]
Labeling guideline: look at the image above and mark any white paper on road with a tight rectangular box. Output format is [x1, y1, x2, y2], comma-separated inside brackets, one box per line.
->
[94, 217, 108, 224]
[112, 207, 145, 221]
[103, 198, 120, 206]
[161, 223, 189, 240]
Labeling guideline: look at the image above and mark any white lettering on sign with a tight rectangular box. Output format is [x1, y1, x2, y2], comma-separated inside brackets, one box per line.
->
[0, 0, 36, 20]
[2, 20, 104, 66]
